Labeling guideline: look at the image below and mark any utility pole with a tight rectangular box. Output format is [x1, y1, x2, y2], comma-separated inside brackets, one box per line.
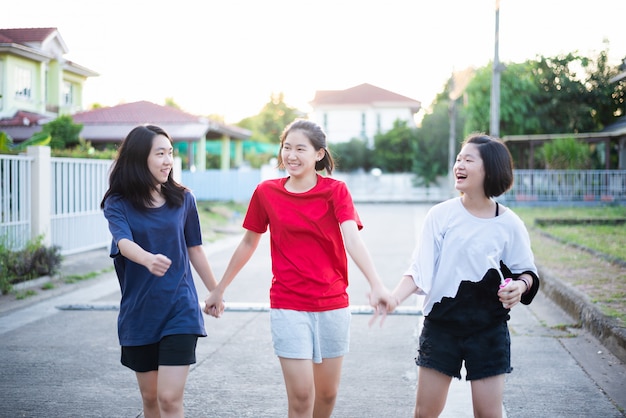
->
[490, 0, 502, 137]
[448, 74, 457, 196]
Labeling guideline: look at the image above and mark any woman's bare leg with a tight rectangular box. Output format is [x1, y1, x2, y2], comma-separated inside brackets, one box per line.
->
[415, 366, 452, 418]
[279, 357, 315, 418]
[470, 374, 505, 418]
[313, 357, 343, 418]
[135, 371, 159, 418]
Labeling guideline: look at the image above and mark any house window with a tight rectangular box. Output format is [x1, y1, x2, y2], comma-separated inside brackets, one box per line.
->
[323, 113, 328, 133]
[360, 112, 367, 139]
[63, 82, 73, 106]
[0, 61, 4, 110]
[15, 67, 32, 100]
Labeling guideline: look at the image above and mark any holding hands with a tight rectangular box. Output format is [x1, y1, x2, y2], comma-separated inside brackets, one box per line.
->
[367, 284, 398, 327]
[204, 289, 225, 318]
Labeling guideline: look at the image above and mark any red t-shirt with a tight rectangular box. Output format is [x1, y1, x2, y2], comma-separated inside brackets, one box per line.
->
[243, 175, 362, 311]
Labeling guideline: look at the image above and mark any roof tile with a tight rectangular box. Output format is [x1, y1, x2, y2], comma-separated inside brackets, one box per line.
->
[72, 101, 204, 124]
[310, 83, 420, 107]
[0, 28, 57, 44]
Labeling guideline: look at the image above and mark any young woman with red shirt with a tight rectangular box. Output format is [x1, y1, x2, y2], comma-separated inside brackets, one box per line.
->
[204, 119, 393, 418]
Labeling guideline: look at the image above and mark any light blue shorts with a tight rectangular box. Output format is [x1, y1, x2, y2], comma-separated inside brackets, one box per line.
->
[270, 308, 351, 364]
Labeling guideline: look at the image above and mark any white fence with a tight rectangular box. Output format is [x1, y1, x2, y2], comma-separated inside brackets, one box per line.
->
[50, 157, 112, 255]
[0, 154, 32, 250]
[0, 147, 112, 255]
[2, 148, 625, 256]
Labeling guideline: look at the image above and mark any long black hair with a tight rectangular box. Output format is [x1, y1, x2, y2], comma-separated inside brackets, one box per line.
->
[100, 124, 186, 210]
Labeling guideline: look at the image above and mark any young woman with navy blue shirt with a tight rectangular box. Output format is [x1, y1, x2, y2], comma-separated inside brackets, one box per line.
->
[101, 124, 221, 418]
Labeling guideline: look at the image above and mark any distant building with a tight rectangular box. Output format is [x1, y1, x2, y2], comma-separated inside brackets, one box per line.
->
[308, 83, 421, 146]
[72, 101, 251, 171]
[0, 27, 98, 140]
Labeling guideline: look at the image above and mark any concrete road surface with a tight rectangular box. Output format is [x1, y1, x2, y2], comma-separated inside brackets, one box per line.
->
[0, 203, 624, 417]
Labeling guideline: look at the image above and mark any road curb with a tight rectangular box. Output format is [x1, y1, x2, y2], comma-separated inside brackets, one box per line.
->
[538, 265, 626, 363]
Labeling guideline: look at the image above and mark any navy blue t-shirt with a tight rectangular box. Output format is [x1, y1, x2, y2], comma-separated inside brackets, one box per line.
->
[103, 191, 207, 346]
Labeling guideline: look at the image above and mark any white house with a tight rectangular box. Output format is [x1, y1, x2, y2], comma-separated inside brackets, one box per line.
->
[308, 83, 421, 147]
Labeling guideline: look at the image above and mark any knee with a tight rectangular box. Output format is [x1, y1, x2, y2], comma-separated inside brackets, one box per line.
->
[289, 389, 315, 414]
[158, 390, 183, 414]
[139, 388, 159, 409]
[316, 386, 338, 406]
[414, 405, 443, 418]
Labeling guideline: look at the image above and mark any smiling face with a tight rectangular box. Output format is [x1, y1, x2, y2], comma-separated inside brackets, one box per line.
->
[147, 134, 173, 186]
[280, 129, 325, 178]
[454, 142, 486, 197]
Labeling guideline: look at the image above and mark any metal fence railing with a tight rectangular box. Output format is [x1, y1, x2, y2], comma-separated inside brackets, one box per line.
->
[501, 170, 626, 204]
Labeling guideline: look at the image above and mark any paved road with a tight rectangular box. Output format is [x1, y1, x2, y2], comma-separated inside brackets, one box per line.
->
[0, 203, 624, 417]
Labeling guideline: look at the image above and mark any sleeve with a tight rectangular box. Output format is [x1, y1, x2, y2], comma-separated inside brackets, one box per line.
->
[183, 192, 203, 248]
[403, 207, 440, 295]
[102, 195, 133, 258]
[502, 215, 540, 304]
[242, 185, 269, 233]
[333, 181, 362, 230]
[500, 261, 540, 305]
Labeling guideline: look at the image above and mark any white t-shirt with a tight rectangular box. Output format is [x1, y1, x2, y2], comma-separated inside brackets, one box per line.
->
[404, 197, 538, 332]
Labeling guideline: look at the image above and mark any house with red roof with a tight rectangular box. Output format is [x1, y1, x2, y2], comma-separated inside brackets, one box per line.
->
[309, 83, 421, 146]
[0, 27, 97, 128]
[72, 101, 251, 171]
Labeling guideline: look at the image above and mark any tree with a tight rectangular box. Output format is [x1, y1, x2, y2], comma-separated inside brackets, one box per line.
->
[530, 53, 596, 133]
[371, 120, 416, 173]
[464, 49, 624, 138]
[540, 137, 591, 169]
[237, 93, 303, 143]
[44, 115, 83, 149]
[164, 97, 181, 110]
[584, 47, 625, 127]
[0, 130, 51, 153]
[331, 138, 373, 172]
[465, 62, 542, 136]
[412, 89, 462, 187]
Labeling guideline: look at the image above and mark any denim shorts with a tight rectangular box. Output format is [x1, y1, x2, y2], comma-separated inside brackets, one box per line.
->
[121, 334, 198, 372]
[270, 308, 351, 364]
[415, 320, 512, 381]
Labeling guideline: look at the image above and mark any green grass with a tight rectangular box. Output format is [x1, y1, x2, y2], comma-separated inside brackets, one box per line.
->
[64, 271, 101, 284]
[196, 201, 248, 242]
[14, 289, 37, 300]
[511, 205, 626, 325]
[513, 206, 626, 261]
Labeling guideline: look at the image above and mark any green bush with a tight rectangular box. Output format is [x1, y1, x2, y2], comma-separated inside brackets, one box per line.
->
[540, 137, 591, 169]
[0, 237, 62, 294]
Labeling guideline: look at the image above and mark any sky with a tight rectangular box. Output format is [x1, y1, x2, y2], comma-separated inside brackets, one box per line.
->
[2, 0, 625, 124]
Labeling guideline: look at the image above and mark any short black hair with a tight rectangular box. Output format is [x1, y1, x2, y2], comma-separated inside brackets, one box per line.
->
[463, 134, 514, 197]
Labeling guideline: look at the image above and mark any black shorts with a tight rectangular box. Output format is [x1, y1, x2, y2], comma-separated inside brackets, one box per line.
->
[415, 320, 512, 381]
[121, 334, 198, 373]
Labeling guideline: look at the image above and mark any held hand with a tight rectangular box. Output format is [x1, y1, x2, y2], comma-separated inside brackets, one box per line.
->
[497, 280, 525, 309]
[367, 286, 398, 328]
[203, 291, 225, 318]
[148, 254, 172, 277]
